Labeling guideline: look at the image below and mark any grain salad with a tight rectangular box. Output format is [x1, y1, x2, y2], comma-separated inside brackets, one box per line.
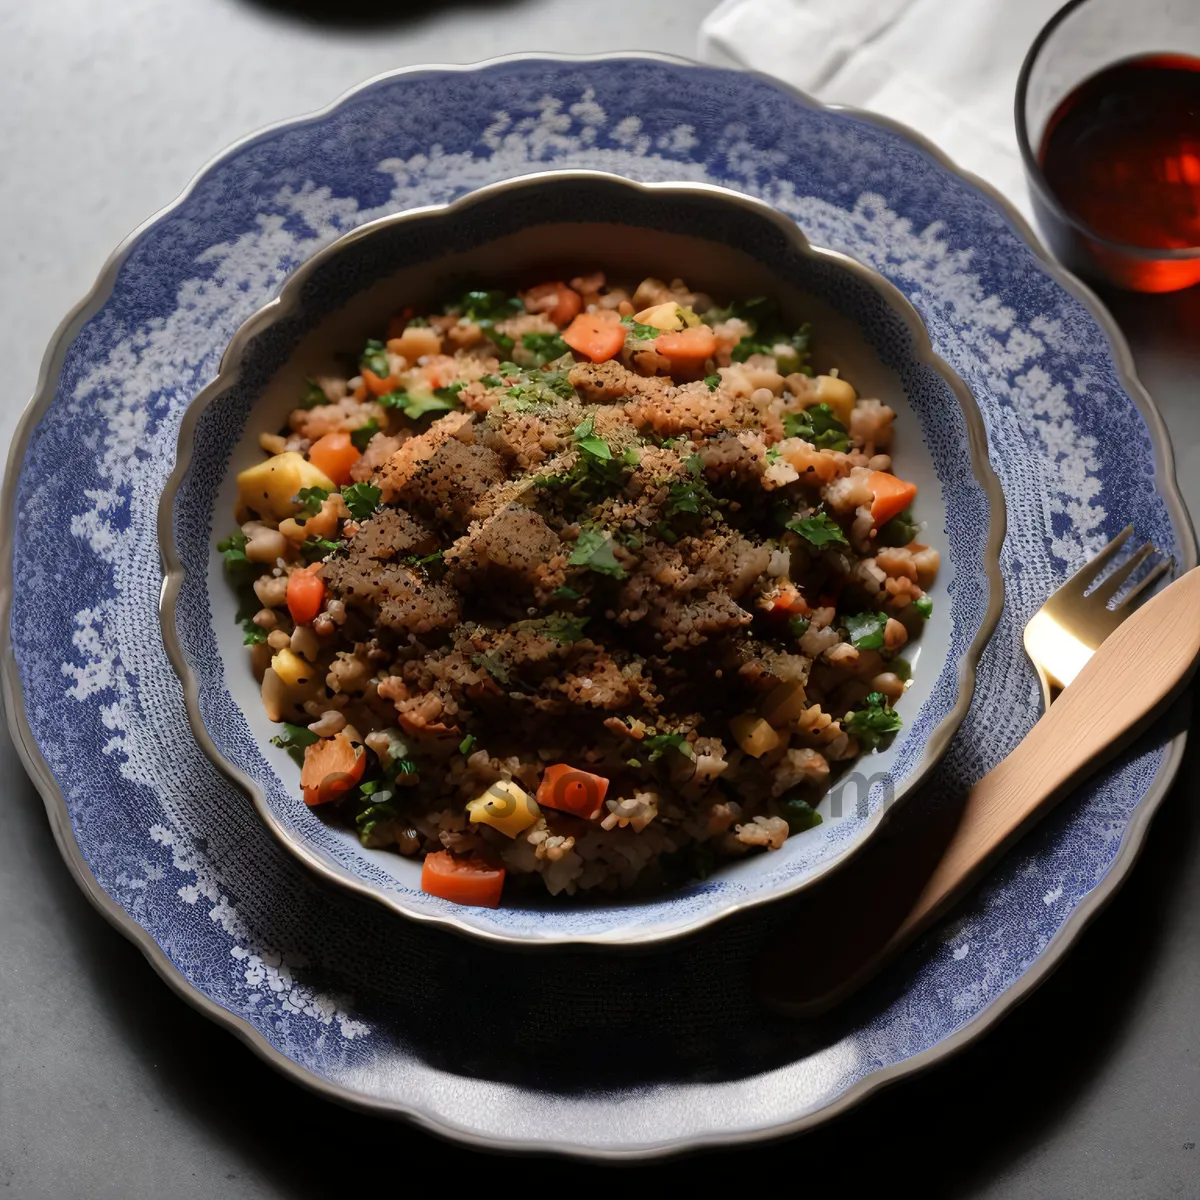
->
[220, 272, 938, 909]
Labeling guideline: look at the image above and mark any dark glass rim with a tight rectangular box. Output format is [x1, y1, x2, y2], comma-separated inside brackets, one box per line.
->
[1014, 0, 1200, 260]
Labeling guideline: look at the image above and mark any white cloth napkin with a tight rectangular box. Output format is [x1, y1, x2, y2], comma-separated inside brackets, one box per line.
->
[699, 0, 1066, 221]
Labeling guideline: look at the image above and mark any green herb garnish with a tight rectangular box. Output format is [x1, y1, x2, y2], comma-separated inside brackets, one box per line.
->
[704, 374, 721, 391]
[522, 331, 569, 366]
[787, 615, 811, 639]
[844, 610, 889, 650]
[843, 691, 903, 749]
[552, 584, 583, 600]
[216, 531, 258, 586]
[783, 403, 849, 451]
[359, 338, 390, 378]
[300, 536, 341, 563]
[341, 481, 382, 521]
[450, 289, 523, 353]
[572, 416, 612, 461]
[299, 380, 328, 409]
[786, 512, 848, 548]
[241, 618, 267, 645]
[350, 419, 381, 451]
[379, 390, 457, 421]
[876, 508, 919, 547]
[405, 550, 443, 569]
[294, 486, 329, 517]
[779, 796, 823, 834]
[620, 314, 661, 340]
[567, 529, 627, 579]
[640, 732, 696, 762]
[270, 722, 319, 765]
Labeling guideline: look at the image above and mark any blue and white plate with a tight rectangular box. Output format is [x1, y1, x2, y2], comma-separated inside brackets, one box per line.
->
[3, 54, 1193, 1157]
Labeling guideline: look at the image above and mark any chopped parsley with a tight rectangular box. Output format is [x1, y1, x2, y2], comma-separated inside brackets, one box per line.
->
[341, 481, 382, 521]
[300, 536, 341, 563]
[779, 796, 823, 834]
[405, 550, 443, 569]
[299, 380, 328, 409]
[620, 314, 661, 340]
[516, 613, 591, 644]
[913, 595, 933, 619]
[521, 331, 569, 366]
[294, 486, 329, 517]
[782, 403, 849, 451]
[359, 338, 390, 378]
[704, 296, 812, 372]
[471, 649, 513, 685]
[843, 691, 903, 749]
[355, 794, 398, 844]
[459, 733, 477, 755]
[216, 531, 258, 586]
[640, 732, 696, 762]
[504, 371, 574, 410]
[379, 390, 458, 420]
[844, 610, 889, 650]
[663, 454, 717, 522]
[787, 615, 811, 639]
[241, 618, 267, 645]
[891, 656, 912, 681]
[454, 289, 524, 322]
[567, 528, 627, 579]
[480, 374, 502, 387]
[350, 419, 381, 451]
[704, 374, 721, 391]
[786, 512, 848, 548]
[270, 722, 318, 765]
[876, 508, 919, 547]
[572, 416, 612, 461]
[552, 584, 584, 601]
[765, 445, 782, 465]
[450, 289, 523, 353]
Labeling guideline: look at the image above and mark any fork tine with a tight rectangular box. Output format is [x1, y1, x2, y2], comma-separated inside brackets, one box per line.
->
[1061, 525, 1133, 594]
[1090, 542, 1155, 604]
[1114, 557, 1172, 610]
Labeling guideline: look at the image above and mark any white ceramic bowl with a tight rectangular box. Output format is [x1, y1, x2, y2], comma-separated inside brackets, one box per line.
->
[160, 171, 1004, 946]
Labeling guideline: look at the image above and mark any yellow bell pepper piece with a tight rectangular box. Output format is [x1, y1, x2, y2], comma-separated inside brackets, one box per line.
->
[237, 451, 335, 521]
[466, 780, 540, 839]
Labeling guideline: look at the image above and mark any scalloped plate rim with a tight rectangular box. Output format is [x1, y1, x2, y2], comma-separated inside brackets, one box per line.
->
[0, 52, 1194, 1159]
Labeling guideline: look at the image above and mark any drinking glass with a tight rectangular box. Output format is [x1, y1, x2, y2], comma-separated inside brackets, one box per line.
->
[1016, 0, 1200, 292]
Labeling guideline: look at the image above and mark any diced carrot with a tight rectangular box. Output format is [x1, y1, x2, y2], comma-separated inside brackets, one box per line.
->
[300, 733, 365, 806]
[526, 281, 583, 327]
[654, 326, 718, 376]
[361, 367, 397, 397]
[421, 851, 506, 909]
[763, 581, 808, 616]
[868, 471, 919, 527]
[307, 431, 361, 486]
[352, 381, 369, 403]
[562, 312, 626, 363]
[536, 764, 609, 820]
[286, 567, 325, 625]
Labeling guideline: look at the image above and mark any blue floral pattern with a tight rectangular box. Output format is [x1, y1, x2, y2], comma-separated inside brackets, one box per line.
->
[6, 57, 1190, 1155]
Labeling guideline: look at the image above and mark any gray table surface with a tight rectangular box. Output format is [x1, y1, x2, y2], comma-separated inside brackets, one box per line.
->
[1, 2, 1198, 1196]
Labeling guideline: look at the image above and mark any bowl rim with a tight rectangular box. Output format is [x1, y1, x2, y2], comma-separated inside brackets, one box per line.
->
[1, 53, 1192, 1159]
[155, 167, 1007, 949]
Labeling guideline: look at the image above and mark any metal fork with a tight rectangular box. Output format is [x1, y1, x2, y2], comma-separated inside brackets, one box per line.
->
[1024, 525, 1172, 711]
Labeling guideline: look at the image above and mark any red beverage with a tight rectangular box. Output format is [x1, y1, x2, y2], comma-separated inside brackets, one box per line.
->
[1038, 54, 1200, 292]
